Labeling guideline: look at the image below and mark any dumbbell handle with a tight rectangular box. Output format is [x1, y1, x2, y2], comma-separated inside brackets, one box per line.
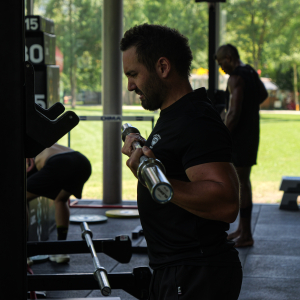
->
[80, 222, 111, 296]
[121, 123, 173, 204]
[131, 141, 151, 165]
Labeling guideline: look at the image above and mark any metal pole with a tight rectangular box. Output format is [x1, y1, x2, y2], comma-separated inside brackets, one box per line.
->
[215, 3, 220, 89]
[220, 9, 227, 45]
[208, 2, 220, 101]
[80, 222, 111, 296]
[26, 0, 34, 15]
[102, 0, 123, 204]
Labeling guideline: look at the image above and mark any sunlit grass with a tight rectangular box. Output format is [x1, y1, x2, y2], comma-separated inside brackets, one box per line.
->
[252, 113, 300, 203]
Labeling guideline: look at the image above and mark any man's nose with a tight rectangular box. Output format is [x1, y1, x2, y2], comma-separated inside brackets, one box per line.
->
[128, 79, 136, 91]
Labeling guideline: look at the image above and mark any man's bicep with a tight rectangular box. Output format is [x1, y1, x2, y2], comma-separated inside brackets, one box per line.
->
[186, 162, 237, 185]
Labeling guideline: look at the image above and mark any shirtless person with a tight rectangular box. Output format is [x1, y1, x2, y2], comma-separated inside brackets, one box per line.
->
[215, 44, 268, 247]
[27, 144, 92, 263]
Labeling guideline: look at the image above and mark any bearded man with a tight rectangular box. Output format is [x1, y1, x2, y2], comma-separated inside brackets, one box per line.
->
[120, 24, 242, 300]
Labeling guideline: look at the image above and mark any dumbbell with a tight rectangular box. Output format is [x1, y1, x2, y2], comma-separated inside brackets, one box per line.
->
[121, 123, 173, 204]
[80, 222, 111, 296]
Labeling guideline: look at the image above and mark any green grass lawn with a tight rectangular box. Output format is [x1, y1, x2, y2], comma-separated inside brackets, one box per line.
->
[59, 106, 300, 203]
[252, 113, 300, 203]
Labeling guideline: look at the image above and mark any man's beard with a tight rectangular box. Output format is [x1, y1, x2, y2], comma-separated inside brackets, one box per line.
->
[135, 73, 167, 111]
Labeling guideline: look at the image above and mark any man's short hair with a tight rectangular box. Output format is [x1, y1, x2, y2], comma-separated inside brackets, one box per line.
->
[120, 24, 193, 79]
[215, 44, 240, 60]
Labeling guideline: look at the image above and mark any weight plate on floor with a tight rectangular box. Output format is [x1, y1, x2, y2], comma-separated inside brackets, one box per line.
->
[30, 255, 49, 262]
[105, 209, 139, 218]
[69, 215, 108, 223]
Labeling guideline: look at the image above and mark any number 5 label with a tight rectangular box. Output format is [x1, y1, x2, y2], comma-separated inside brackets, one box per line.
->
[35, 94, 46, 109]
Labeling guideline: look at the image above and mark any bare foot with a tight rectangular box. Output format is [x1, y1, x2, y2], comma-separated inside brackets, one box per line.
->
[227, 230, 241, 240]
[233, 236, 254, 248]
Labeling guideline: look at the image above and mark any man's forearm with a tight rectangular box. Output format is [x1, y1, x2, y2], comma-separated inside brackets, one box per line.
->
[220, 108, 226, 122]
[225, 109, 240, 132]
[168, 178, 239, 223]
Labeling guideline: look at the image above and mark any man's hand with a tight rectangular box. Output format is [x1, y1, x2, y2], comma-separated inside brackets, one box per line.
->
[121, 133, 156, 178]
[121, 133, 146, 157]
[125, 146, 157, 179]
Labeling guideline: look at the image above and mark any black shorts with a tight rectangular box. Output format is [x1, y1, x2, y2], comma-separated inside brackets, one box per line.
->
[232, 135, 259, 168]
[149, 265, 242, 300]
[27, 151, 92, 200]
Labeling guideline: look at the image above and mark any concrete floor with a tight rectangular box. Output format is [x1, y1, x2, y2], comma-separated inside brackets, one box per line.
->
[29, 201, 300, 300]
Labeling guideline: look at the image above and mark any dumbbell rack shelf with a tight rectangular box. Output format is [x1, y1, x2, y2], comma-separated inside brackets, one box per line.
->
[28, 268, 151, 300]
[28, 236, 132, 262]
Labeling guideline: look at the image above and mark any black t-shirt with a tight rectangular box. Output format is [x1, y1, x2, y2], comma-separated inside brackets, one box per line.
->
[138, 88, 241, 270]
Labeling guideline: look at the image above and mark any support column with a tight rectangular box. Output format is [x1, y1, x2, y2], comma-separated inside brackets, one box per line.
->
[2, 1, 27, 299]
[208, 2, 220, 102]
[102, 0, 123, 204]
[26, 0, 33, 15]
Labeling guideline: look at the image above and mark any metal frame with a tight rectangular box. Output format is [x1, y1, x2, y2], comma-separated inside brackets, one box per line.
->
[28, 267, 151, 300]
[27, 236, 133, 262]
[196, 1, 226, 101]
[67, 115, 154, 147]
[70, 200, 138, 209]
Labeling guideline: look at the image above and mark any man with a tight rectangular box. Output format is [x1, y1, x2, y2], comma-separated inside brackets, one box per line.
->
[27, 143, 92, 263]
[215, 44, 268, 248]
[120, 24, 242, 300]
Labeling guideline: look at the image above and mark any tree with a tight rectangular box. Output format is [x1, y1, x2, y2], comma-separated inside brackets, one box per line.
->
[224, 0, 300, 71]
[127, 0, 209, 69]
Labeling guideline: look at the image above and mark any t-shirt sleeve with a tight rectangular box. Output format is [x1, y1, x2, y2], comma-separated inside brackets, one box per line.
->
[177, 108, 232, 171]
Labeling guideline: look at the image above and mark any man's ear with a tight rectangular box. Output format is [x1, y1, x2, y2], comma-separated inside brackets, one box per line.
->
[156, 57, 171, 79]
[225, 55, 231, 63]
[26, 158, 35, 173]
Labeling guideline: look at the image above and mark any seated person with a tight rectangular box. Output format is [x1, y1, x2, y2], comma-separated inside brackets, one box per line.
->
[26, 143, 92, 263]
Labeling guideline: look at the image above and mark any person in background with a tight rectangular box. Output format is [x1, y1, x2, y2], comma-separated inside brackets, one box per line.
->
[27, 143, 92, 263]
[215, 44, 268, 248]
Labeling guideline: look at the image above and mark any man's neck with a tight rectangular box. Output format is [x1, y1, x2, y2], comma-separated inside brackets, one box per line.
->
[234, 59, 245, 70]
[160, 79, 193, 110]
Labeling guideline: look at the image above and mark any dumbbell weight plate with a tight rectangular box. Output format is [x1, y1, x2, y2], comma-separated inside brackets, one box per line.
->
[105, 209, 139, 218]
[70, 215, 108, 223]
[30, 255, 49, 262]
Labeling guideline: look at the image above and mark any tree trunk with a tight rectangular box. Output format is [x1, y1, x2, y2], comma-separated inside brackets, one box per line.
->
[251, 13, 256, 69]
[69, 0, 76, 108]
[293, 63, 299, 110]
[71, 56, 77, 108]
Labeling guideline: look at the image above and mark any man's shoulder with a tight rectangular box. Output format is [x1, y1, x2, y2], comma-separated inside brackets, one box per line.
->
[228, 74, 245, 86]
[185, 87, 209, 101]
[231, 64, 258, 78]
[183, 88, 214, 113]
[159, 88, 219, 128]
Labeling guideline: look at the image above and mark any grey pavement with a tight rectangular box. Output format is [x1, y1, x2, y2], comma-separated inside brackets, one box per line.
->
[29, 201, 300, 300]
